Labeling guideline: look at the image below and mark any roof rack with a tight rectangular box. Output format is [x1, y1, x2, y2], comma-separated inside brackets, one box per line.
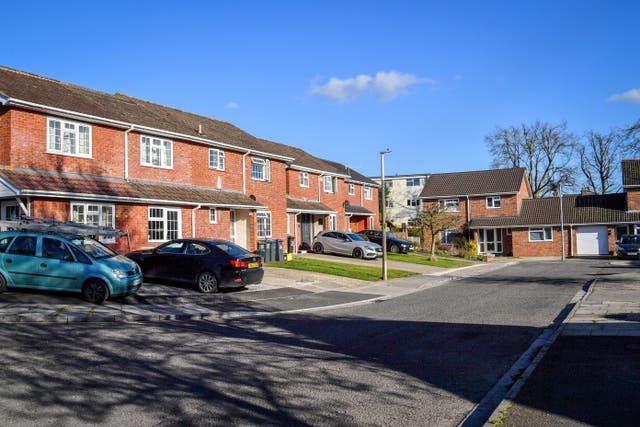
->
[0, 216, 127, 238]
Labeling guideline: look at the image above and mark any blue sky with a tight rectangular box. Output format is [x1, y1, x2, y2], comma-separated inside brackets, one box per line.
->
[3, 1, 640, 177]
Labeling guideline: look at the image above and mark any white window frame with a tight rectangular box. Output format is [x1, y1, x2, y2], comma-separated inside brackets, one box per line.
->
[440, 230, 459, 244]
[329, 214, 337, 231]
[47, 117, 92, 158]
[209, 148, 225, 171]
[529, 227, 553, 242]
[364, 186, 373, 200]
[256, 211, 272, 238]
[209, 208, 217, 224]
[385, 199, 393, 208]
[487, 195, 501, 209]
[406, 178, 421, 187]
[141, 135, 173, 169]
[251, 157, 270, 181]
[148, 207, 182, 242]
[348, 183, 355, 195]
[440, 198, 460, 212]
[299, 171, 309, 188]
[478, 228, 503, 253]
[70, 202, 115, 243]
[323, 176, 336, 193]
[406, 199, 420, 207]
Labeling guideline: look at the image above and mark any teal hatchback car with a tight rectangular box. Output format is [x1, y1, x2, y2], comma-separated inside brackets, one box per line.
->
[0, 231, 142, 304]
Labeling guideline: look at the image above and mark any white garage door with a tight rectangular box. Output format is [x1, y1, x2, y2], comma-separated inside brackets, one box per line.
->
[576, 226, 609, 255]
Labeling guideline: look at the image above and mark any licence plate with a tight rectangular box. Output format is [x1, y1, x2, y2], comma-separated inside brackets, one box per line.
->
[248, 262, 259, 269]
[628, 252, 638, 256]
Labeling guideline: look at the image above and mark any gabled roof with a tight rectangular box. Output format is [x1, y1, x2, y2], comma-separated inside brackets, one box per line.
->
[323, 160, 379, 186]
[286, 197, 334, 214]
[0, 168, 263, 208]
[470, 193, 640, 228]
[420, 167, 526, 198]
[622, 160, 640, 188]
[0, 66, 290, 160]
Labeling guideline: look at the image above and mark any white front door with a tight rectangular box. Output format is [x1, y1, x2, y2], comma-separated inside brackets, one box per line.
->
[576, 226, 608, 255]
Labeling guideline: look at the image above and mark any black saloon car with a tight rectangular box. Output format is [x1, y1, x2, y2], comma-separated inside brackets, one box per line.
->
[126, 239, 264, 292]
[617, 234, 640, 259]
[358, 229, 413, 253]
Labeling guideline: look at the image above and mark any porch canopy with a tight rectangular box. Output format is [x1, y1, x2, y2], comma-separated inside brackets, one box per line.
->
[286, 197, 335, 215]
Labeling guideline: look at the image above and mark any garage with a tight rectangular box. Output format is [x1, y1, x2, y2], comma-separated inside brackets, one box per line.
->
[576, 226, 609, 255]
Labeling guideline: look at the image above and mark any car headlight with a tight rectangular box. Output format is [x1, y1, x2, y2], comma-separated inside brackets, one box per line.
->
[365, 246, 376, 251]
[112, 268, 128, 279]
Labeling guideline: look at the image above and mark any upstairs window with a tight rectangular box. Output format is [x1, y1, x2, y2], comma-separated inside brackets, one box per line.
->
[251, 158, 270, 181]
[209, 149, 225, 171]
[300, 171, 309, 187]
[406, 178, 421, 187]
[348, 183, 355, 195]
[439, 198, 460, 212]
[324, 176, 338, 193]
[487, 195, 501, 208]
[47, 118, 91, 157]
[364, 186, 373, 200]
[141, 136, 173, 168]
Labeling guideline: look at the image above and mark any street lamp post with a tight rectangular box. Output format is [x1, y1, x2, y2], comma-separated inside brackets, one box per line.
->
[380, 149, 391, 280]
[554, 183, 566, 261]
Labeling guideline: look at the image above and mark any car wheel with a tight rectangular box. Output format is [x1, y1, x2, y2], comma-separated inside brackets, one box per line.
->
[353, 248, 364, 259]
[0, 273, 6, 293]
[313, 242, 324, 254]
[82, 279, 109, 305]
[196, 271, 219, 293]
[390, 244, 400, 253]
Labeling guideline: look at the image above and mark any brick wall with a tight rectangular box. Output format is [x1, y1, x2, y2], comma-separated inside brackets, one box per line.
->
[287, 169, 320, 200]
[627, 190, 640, 211]
[245, 157, 288, 243]
[511, 227, 570, 257]
[0, 107, 11, 165]
[467, 194, 520, 218]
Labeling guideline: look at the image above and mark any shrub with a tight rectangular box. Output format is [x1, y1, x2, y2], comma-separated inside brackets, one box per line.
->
[454, 236, 478, 259]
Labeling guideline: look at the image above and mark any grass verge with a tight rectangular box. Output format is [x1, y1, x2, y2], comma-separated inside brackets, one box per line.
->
[386, 253, 473, 268]
[266, 258, 418, 281]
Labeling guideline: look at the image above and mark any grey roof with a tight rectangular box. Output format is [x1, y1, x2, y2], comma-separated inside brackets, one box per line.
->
[0, 168, 263, 208]
[622, 160, 640, 188]
[257, 139, 344, 175]
[470, 193, 640, 228]
[286, 197, 334, 214]
[323, 160, 379, 186]
[420, 167, 527, 198]
[345, 204, 374, 215]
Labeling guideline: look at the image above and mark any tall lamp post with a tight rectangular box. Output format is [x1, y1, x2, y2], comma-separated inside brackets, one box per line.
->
[553, 183, 566, 261]
[380, 149, 391, 280]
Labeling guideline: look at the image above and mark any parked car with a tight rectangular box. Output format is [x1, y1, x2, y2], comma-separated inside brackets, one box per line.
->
[0, 230, 142, 304]
[126, 239, 264, 292]
[358, 229, 413, 253]
[616, 234, 640, 259]
[312, 231, 382, 259]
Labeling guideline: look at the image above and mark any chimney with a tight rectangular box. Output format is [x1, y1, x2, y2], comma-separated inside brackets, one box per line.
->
[581, 187, 589, 196]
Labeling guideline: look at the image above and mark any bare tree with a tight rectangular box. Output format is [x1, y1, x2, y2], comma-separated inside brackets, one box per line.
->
[624, 120, 640, 156]
[578, 130, 622, 194]
[415, 203, 462, 261]
[486, 121, 577, 197]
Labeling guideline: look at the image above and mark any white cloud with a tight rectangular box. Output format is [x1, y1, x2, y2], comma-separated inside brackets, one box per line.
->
[310, 70, 433, 102]
[225, 101, 239, 109]
[607, 88, 640, 104]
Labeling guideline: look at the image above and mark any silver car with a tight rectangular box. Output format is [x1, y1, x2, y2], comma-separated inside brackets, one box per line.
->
[312, 231, 382, 259]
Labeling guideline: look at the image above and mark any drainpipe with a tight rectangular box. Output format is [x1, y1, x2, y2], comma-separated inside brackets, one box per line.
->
[318, 173, 326, 202]
[465, 195, 471, 237]
[192, 204, 202, 238]
[124, 125, 134, 180]
[242, 151, 250, 194]
[294, 211, 301, 252]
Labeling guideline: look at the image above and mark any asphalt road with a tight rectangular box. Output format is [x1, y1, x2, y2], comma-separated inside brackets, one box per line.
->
[0, 259, 610, 426]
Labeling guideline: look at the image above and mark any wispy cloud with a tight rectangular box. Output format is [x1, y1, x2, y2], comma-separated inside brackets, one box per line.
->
[310, 70, 433, 102]
[607, 88, 640, 104]
[225, 101, 239, 109]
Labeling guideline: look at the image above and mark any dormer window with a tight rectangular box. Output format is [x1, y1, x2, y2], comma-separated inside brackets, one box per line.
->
[47, 118, 92, 158]
[487, 195, 501, 208]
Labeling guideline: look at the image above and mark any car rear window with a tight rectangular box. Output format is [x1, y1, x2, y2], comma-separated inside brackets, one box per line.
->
[0, 236, 15, 253]
[213, 242, 249, 257]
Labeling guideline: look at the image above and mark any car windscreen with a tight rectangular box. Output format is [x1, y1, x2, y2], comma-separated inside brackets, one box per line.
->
[621, 235, 640, 244]
[346, 233, 366, 241]
[70, 237, 118, 259]
[213, 242, 250, 257]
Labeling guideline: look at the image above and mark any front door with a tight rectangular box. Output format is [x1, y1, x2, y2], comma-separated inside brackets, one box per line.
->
[301, 214, 313, 250]
[478, 228, 503, 254]
[1, 201, 20, 221]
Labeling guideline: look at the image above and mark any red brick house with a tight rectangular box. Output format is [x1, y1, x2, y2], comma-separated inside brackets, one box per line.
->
[420, 165, 640, 257]
[0, 66, 378, 253]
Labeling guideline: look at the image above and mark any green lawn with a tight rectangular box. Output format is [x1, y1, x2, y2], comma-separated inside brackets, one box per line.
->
[266, 258, 418, 281]
[386, 253, 473, 268]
